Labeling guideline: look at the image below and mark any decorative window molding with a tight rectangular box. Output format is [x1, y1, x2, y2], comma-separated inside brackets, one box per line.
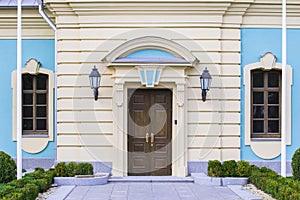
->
[11, 58, 54, 154]
[244, 52, 292, 159]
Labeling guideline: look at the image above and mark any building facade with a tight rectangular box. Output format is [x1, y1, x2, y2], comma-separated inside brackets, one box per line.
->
[0, 0, 299, 176]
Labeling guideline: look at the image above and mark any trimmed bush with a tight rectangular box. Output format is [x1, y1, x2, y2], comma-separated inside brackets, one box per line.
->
[19, 183, 39, 200]
[0, 151, 16, 183]
[222, 160, 237, 177]
[76, 162, 93, 175]
[0, 185, 15, 198]
[54, 162, 68, 177]
[207, 159, 300, 200]
[292, 148, 300, 181]
[207, 160, 222, 177]
[54, 162, 94, 177]
[66, 162, 77, 177]
[0, 169, 54, 200]
[248, 165, 300, 200]
[237, 160, 251, 177]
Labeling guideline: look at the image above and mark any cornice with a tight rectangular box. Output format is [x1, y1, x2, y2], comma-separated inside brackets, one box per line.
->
[43, 1, 300, 28]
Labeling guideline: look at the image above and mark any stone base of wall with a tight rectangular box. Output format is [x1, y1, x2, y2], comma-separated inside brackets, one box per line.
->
[248, 161, 292, 175]
[14, 160, 292, 176]
[13, 158, 55, 170]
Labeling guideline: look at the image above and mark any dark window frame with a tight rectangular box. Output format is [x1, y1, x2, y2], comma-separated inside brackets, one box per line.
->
[251, 69, 281, 139]
[22, 74, 48, 135]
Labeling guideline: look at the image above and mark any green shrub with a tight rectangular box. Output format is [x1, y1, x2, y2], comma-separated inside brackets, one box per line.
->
[54, 162, 68, 177]
[66, 162, 77, 177]
[0, 185, 15, 198]
[19, 183, 39, 200]
[237, 160, 251, 177]
[248, 165, 300, 200]
[207, 160, 222, 177]
[31, 179, 48, 193]
[222, 160, 237, 177]
[2, 191, 24, 200]
[34, 167, 45, 172]
[24, 169, 54, 187]
[292, 148, 300, 181]
[7, 178, 29, 188]
[0, 169, 54, 200]
[75, 162, 93, 175]
[0, 151, 16, 183]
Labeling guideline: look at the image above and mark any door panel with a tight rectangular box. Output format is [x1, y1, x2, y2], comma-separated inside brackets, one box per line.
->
[128, 89, 172, 176]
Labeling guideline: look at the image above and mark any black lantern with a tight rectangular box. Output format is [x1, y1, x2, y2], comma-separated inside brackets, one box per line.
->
[200, 67, 212, 102]
[89, 66, 101, 101]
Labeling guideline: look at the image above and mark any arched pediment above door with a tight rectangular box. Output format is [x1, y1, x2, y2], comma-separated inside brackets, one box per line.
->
[102, 36, 199, 66]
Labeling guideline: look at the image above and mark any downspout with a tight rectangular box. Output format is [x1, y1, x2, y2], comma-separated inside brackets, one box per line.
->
[281, 0, 287, 178]
[17, 0, 22, 179]
[38, 2, 58, 162]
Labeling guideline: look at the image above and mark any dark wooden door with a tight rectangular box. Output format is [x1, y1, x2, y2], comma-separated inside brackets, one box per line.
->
[128, 89, 172, 176]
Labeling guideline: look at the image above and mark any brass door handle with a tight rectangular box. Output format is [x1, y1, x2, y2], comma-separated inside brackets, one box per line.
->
[151, 133, 154, 147]
[146, 133, 149, 143]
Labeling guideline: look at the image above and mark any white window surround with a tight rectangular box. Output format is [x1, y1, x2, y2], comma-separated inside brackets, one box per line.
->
[243, 52, 292, 159]
[11, 58, 54, 154]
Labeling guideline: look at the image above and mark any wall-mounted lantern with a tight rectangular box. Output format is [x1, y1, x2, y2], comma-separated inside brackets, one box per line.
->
[200, 68, 212, 102]
[89, 66, 101, 101]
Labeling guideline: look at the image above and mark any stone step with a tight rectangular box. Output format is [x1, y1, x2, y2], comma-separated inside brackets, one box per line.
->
[108, 176, 194, 182]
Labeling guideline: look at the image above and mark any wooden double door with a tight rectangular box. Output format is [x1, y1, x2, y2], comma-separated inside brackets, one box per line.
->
[128, 89, 172, 176]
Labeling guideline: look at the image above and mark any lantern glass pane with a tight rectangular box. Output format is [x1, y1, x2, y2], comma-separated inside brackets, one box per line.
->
[93, 77, 99, 88]
[208, 78, 212, 88]
[201, 78, 209, 90]
[97, 78, 101, 87]
[89, 77, 93, 88]
[200, 78, 204, 88]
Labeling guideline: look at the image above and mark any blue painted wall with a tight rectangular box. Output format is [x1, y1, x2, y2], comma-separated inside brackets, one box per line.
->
[241, 28, 300, 160]
[0, 39, 55, 158]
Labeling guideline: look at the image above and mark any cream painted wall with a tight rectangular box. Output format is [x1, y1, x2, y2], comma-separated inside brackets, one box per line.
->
[43, 1, 300, 166]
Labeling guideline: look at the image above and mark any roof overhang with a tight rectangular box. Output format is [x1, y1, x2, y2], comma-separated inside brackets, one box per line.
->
[0, 0, 41, 8]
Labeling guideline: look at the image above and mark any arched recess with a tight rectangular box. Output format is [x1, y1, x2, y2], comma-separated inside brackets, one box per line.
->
[103, 36, 198, 177]
[102, 36, 199, 65]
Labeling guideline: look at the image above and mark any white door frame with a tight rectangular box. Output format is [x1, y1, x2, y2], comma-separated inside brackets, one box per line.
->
[111, 66, 188, 177]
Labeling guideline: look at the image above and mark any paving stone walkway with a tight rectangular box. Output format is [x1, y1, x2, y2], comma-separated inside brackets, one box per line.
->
[63, 182, 243, 200]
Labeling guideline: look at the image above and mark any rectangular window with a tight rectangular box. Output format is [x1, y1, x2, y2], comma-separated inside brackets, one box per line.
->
[251, 70, 281, 139]
[22, 74, 48, 135]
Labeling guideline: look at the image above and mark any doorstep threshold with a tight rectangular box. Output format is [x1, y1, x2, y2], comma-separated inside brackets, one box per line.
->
[108, 176, 194, 182]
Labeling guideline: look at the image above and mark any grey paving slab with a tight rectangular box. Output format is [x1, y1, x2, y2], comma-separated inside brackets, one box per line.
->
[51, 182, 261, 200]
[227, 185, 262, 200]
[47, 185, 75, 200]
[65, 186, 89, 199]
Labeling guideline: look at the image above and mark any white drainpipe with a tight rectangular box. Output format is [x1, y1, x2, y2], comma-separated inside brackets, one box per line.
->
[17, 0, 22, 180]
[281, 0, 287, 178]
[38, 3, 58, 162]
